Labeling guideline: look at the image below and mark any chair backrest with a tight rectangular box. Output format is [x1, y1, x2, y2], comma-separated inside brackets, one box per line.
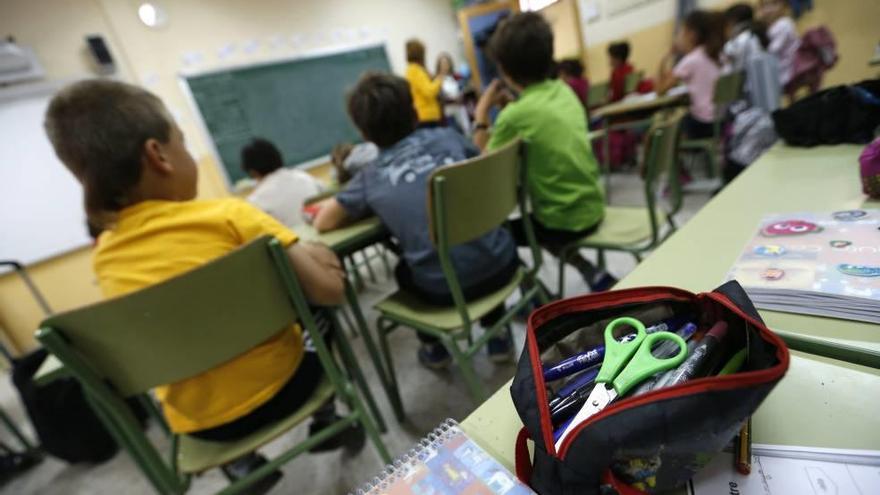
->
[425, 139, 538, 327]
[38, 236, 298, 397]
[641, 111, 684, 239]
[624, 71, 642, 95]
[427, 139, 522, 247]
[713, 71, 745, 105]
[588, 82, 609, 108]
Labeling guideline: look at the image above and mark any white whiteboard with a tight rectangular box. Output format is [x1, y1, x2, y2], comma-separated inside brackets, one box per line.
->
[0, 82, 91, 266]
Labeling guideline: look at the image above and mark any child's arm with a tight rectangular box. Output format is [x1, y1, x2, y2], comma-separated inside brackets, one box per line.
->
[286, 241, 345, 306]
[313, 198, 352, 233]
[412, 66, 443, 98]
[473, 80, 504, 151]
[655, 52, 681, 95]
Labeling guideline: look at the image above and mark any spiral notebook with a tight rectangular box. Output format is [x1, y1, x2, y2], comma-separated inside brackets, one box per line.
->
[350, 419, 535, 495]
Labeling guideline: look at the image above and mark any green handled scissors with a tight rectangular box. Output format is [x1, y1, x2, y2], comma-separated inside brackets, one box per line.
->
[554, 317, 688, 450]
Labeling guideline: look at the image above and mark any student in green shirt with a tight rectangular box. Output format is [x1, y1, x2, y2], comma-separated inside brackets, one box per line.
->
[473, 12, 616, 292]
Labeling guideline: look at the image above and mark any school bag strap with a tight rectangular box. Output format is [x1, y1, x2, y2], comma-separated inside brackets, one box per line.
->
[515, 426, 533, 484]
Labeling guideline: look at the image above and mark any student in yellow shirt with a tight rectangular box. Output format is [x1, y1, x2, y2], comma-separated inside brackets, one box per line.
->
[404, 38, 448, 126]
[44, 79, 361, 489]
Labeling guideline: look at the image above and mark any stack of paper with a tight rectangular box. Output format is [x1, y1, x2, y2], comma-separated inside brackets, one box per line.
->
[727, 210, 880, 324]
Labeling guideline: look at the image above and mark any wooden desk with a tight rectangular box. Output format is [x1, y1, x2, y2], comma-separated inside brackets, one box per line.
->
[461, 144, 880, 473]
[592, 93, 687, 120]
[591, 93, 688, 202]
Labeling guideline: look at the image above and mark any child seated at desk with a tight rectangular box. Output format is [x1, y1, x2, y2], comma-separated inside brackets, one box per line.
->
[313, 73, 518, 369]
[44, 79, 360, 488]
[608, 41, 635, 103]
[556, 58, 589, 108]
[242, 137, 326, 228]
[331, 141, 378, 185]
[472, 12, 615, 292]
[656, 10, 723, 139]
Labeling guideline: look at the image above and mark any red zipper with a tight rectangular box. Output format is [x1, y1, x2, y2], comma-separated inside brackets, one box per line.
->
[526, 287, 696, 455]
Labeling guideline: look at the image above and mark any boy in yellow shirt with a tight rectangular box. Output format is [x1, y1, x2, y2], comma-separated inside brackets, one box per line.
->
[44, 79, 359, 488]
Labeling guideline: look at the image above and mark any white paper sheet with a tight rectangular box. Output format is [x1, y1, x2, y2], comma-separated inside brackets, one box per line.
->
[690, 449, 880, 495]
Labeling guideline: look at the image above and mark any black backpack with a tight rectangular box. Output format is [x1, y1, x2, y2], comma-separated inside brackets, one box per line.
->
[10, 349, 146, 464]
[772, 79, 880, 147]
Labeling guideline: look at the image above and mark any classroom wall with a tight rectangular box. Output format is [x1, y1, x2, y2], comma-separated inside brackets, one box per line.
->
[581, 0, 880, 88]
[541, 0, 585, 61]
[0, 0, 463, 352]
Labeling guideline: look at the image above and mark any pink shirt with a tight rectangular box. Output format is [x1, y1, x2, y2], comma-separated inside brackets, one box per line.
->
[673, 46, 721, 123]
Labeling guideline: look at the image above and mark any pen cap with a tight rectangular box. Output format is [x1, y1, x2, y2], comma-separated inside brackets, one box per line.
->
[705, 321, 728, 342]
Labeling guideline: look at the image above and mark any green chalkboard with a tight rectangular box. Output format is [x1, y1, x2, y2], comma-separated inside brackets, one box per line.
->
[184, 45, 391, 184]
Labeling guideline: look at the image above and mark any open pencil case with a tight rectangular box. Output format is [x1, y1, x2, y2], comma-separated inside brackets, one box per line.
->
[510, 281, 790, 495]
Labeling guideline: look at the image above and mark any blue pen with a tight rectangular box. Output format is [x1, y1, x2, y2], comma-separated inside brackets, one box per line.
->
[542, 316, 692, 382]
[543, 346, 604, 382]
[554, 417, 574, 443]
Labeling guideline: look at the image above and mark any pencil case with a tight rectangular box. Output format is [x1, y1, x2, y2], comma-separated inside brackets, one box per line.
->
[510, 281, 789, 495]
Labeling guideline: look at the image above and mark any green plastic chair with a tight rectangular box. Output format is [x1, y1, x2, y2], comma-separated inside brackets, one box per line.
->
[35, 236, 390, 495]
[587, 81, 609, 109]
[623, 70, 643, 95]
[678, 71, 745, 178]
[557, 112, 684, 297]
[373, 140, 551, 418]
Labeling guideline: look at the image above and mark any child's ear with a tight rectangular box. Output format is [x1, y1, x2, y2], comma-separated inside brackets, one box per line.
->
[142, 138, 173, 175]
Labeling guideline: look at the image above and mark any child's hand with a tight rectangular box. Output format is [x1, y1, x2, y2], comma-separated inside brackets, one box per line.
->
[302, 241, 345, 278]
[477, 79, 501, 108]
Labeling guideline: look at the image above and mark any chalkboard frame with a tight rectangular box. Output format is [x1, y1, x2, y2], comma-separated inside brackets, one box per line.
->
[178, 42, 390, 189]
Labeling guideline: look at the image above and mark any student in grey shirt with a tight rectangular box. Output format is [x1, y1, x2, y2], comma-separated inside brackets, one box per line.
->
[314, 73, 519, 369]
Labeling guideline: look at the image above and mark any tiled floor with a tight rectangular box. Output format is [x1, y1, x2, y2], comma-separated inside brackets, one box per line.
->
[0, 171, 713, 494]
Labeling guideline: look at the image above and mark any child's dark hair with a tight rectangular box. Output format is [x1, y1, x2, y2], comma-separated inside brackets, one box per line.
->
[724, 4, 770, 49]
[405, 39, 426, 65]
[557, 59, 584, 78]
[331, 142, 355, 184]
[241, 138, 284, 177]
[44, 79, 171, 225]
[683, 10, 725, 63]
[488, 12, 554, 86]
[347, 72, 417, 148]
[608, 41, 631, 62]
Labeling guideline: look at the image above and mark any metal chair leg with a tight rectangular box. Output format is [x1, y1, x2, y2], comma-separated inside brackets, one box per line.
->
[442, 335, 487, 404]
[343, 281, 401, 421]
[377, 245, 393, 277]
[557, 248, 569, 299]
[359, 250, 378, 284]
[376, 317, 406, 421]
[0, 408, 35, 452]
[328, 309, 387, 432]
[338, 303, 359, 339]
